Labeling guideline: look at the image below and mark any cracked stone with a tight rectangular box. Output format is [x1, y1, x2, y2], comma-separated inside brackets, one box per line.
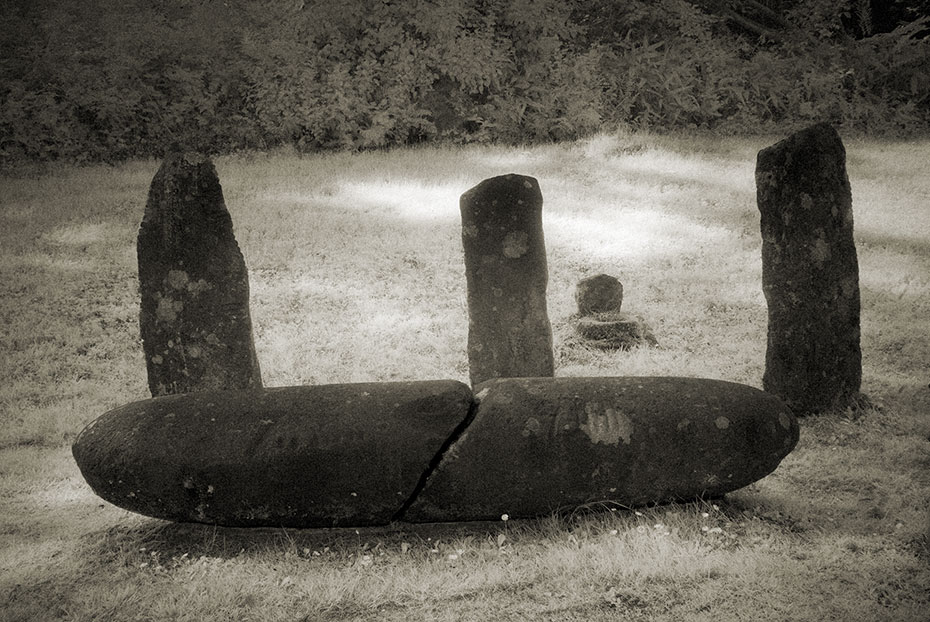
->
[72, 380, 473, 528]
[404, 377, 798, 523]
[73, 377, 799, 527]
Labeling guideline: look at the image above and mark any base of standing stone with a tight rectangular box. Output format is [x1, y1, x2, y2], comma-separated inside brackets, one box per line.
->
[836, 391, 873, 415]
[572, 312, 658, 350]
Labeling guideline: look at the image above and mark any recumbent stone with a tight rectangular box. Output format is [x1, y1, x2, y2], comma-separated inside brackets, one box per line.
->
[71, 380, 473, 527]
[405, 376, 798, 522]
[73, 377, 799, 526]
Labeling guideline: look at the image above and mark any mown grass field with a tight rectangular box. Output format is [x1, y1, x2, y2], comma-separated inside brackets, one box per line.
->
[1, 131, 929, 621]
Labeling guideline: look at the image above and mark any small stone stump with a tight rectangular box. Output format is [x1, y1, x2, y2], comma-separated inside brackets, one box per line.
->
[460, 174, 554, 386]
[756, 123, 862, 413]
[138, 152, 262, 396]
[572, 274, 656, 350]
[576, 273, 624, 315]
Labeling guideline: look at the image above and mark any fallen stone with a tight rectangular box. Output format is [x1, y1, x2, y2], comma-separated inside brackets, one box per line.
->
[574, 312, 658, 350]
[756, 123, 862, 413]
[138, 152, 262, 397]
[576, 274, 624, 315]
[460, 173, 554, 385]
[72, 380, 473, 527]
[405, 377, 798, 522]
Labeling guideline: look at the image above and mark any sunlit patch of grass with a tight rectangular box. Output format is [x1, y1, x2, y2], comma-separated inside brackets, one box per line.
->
[1, 132, 929, 621]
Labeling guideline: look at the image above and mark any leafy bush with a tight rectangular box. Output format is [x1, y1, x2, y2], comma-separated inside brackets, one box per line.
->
[1, 0, 927, 164]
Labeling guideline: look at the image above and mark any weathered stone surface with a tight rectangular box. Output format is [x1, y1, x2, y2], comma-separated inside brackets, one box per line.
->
[138, 152, 262, 397]
[72, 380, 473, 527]
[574, 312, 658, 350]
[405, 377, 798, 522]
[756, 123, 862, 413]
[576, 274, 624, 315]
[461, 174, 554, 386]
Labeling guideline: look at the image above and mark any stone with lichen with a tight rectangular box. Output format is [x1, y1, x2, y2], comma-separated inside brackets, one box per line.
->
[575, 273, 624, 315]
[138, 152, 262, 396]
[460, 173, 554, 386]
[756, 123, 863, 414]
[71, 381, 473, 527]
[404, 377, 798, 522]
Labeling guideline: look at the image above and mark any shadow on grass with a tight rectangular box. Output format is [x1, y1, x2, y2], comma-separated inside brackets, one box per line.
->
[76, 515, 516, 563]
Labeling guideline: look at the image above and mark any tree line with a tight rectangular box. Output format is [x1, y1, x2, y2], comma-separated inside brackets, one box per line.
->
[2, 0, 928, 163]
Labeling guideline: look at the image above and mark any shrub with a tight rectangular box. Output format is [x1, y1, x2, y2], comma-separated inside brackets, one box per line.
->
[1, 0, 927, 164]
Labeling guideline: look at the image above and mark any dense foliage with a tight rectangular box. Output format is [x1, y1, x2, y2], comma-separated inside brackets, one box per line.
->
[2, 0, 928, 162]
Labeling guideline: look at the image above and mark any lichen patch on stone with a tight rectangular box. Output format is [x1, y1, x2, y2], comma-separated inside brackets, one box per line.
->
[779, 412, 792, 429]
[155, 296, 183, 323]
[187, 278, 211, 295]
[580, 404, 632, 445]
[166, 270, 190, 290]
[810, 235, 831, 266]
[502, 231, 530, 259]
[522, 417, 541, 437]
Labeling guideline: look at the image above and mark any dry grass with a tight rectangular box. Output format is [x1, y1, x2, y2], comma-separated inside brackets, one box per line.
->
[1, 131, 929, 621]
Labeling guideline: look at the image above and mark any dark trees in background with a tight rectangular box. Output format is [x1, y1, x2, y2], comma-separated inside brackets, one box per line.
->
[687, 0, 930, 40]
[1, 0, 928, 164]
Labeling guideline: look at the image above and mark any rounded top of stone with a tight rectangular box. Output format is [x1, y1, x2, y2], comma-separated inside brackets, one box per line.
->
[463, 173, 540, 195]
[575, 273, 624, 315]
[756, 122, 846, 173]
[162, 150, 213, 168]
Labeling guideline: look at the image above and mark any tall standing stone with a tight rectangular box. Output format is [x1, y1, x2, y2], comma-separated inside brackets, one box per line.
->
[138, 152, 262, 396]
[461, 174, 554, 386]
[756, 123, 862, 413]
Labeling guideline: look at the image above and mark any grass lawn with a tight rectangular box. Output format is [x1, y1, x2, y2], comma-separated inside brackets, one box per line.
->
[1, 131, 929, 621]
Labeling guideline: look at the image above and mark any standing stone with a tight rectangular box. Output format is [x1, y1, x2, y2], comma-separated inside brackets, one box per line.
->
[571, 274, 656, 350]
[461, 174, 554, 386]
[138, 152, 262, 396]
[576, 274, 624, 315]
[756, 123, 862, 414]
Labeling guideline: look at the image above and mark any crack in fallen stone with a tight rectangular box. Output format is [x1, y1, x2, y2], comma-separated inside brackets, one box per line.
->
[391, 395, 480, 522]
